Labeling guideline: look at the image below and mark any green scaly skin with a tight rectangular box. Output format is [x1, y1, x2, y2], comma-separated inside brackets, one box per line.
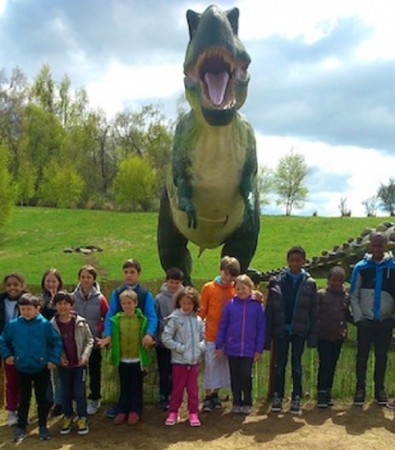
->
[157, 5, 259, 285]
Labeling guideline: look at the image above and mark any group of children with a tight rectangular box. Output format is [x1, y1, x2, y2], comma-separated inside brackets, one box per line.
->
[0, 234, 393, 443]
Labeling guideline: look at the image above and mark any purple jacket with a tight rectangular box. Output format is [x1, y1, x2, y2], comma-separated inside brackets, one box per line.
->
[215, 296, 266, 357]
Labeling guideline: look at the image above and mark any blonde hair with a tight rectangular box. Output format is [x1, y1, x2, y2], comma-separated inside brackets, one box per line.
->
[234, 274, 254, 290]
[119, 289, 138, 304]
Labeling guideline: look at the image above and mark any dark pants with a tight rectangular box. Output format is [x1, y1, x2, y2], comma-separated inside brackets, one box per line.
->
[274, 333, 305, 398]
[228, 356, 254, 406]
[118, 362, 143, 415]
[156, 345, 172, 401]
[317, 339, 343, 392]
[17, 368, 49, 429]
[58, 366, 87, 418]
[88, 347, 102, 400]
[356, 318, 393, 393]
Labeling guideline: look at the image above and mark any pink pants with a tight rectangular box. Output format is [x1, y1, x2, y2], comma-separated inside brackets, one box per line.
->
[4, 362, 18, 411]
[169, 363, 199, 414]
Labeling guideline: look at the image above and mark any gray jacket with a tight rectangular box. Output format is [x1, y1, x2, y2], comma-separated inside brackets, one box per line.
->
[162, 308, 205, 365]
[155, 283, 176, 345]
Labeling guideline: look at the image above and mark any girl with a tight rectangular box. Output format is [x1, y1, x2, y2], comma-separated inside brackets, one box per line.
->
[316, 266, 352, 408]
[216, 275, 266, 415]
[73, 264, 108, 415]
[162, 287, 205, 427]
[40, 268, 63, 416]
[0, 273, 27, 426]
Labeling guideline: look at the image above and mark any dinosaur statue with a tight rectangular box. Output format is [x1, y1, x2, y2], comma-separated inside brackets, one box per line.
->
[246, 221, 395, 284]
[157, 5, 259, 285]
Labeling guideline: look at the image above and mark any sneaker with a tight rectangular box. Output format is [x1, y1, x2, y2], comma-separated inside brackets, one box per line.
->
[60, 417, 73, 435]
[87, 399, 101, 415]
[51, 404, 63, 417]
[317, 391, 328, 408]
[202, 396, 212, 413]
[39, 426, 51, 440]
[271, 393, 282, 412]
[13, 427, 26, 442]
[211, 393, 222, 409]
[127, 412, 140, 425]
[354, 389, 365, 406]
[290, 396, 301, 415]
[113, 413, 127, 425]
[386, 400, 395, 410]
[232, 404, 241, 414]
[165, 412, 179, 426]
[375, 390, 388, 406]
[7, 410, 18, 427]
[77, 417, 89, 435]
[240, 405, 252, 415]
[105, 405, 120, 418]
[327, 392, 334, 407]
[189, 413, 201, 427]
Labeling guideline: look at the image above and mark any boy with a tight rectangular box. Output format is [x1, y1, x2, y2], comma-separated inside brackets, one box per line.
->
[350, 232, 395, 406]
[266, 246, 317, 414]
[155, 267, 184, 410]
[199, 256, 240, 412]
[51, 291, 94, 436]
[111, 289, 148, 425]
[97, 258, 158, 417]
[0, 293, 62, 442]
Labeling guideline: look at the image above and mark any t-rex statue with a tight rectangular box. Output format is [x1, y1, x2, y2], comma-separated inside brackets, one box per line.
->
[157, 5, 259, 285]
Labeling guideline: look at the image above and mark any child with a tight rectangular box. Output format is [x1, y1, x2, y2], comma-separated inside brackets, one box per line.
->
[110, 289, 148, 425]
[0, 273, 27, 426]
[0, 293, 62, 442]
[73, 264, 108, 415]
[97, 258, 157, 418]
[199, 256, 240, 411]
[155, 267, 184, 410]
[40, 268, 64, 416]
[216, 275, 266, 415]
[51, 291, 94, 436]
[266, 246, 317, 414]
[316, 266, 351, 408]
[162, 287, 205, 427]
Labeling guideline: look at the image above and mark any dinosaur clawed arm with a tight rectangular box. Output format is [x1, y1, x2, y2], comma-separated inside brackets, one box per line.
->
[177, 176, 197, 229]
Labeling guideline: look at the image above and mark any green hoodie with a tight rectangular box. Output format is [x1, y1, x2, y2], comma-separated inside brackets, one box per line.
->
[110, 307, 148, 367]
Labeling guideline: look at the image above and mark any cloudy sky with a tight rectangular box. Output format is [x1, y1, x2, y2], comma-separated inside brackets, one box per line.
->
[1, 0, 395, 216]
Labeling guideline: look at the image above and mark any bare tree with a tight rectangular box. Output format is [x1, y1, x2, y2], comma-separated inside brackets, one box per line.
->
[362, 196, 379, 217]
[338, 197, 351, 217]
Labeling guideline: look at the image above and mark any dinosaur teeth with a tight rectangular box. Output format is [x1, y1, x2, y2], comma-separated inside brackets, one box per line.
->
[204, 71, 230, 106]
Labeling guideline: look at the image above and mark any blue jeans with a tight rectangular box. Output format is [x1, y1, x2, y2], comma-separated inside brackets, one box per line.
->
[58, 366, 87, 418]
[317, 339, 343, 392]
[274, 333, 305, 398]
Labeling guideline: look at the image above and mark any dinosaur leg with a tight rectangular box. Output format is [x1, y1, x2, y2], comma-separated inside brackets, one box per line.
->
[157, 188, 193, 285]
[221, 209, 260, 274]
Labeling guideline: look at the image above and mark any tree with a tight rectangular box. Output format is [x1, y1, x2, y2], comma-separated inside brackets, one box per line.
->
[362, 196, 379, 217]
[377, 178, 395, 216]
[338, 197, 351, 217]
[273, 150, 309, 216]
[0, 144, 15, 226]
[114, 155, 156, 211]
[256, 164, 273, 210]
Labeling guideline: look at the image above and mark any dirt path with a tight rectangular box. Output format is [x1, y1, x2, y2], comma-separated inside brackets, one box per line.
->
[1, 400, 394, 449]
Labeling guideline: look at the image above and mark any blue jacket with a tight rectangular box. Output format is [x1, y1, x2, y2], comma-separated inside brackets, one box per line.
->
[216, 296, 266, 358]
[0, 313, 62, 373]
[103, 283, 157, 337]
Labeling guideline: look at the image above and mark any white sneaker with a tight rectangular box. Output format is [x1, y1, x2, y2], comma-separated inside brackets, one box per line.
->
[87, 399, 101, 415]
[8, 410, 18, 427]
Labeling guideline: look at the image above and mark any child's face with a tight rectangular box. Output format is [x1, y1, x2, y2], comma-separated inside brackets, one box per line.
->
[220, 270, 236, 286]
[44, 274, 61, 294]
[79, 270, 95, 291]
[180, 296, 194, 315]
[121, 298, 137, 315]
[328, 274, 344, 292]
[369, 237, 387, 261]
[235, 282, 252, 300]
[5, 277, 24, 299]
[55, 299, 73, 318]
[287, 253, 305, 274]
[167, 278, 182, 293]
[19, 304, 39, 320]
[123, 267, 140, 285]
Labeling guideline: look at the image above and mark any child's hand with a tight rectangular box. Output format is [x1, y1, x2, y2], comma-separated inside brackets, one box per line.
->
[47, 362, 56, 370]
[215, 349, 223, 358]
[142, 334, 155, 348]
[79, 358, 88, 366]
[96, 336, 111, 348]
[253, 352, 261, 362]
[60, 357, 69, 367]
[252, 290, 264, 303]
[5, 356, 15, 365]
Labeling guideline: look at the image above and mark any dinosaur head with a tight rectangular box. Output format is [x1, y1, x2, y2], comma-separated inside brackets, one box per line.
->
[183, 5, 251, 126]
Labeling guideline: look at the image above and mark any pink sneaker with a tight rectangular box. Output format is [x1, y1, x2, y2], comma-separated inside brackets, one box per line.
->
[165, 412, 179, 426]
[189, 413, 201, 427]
